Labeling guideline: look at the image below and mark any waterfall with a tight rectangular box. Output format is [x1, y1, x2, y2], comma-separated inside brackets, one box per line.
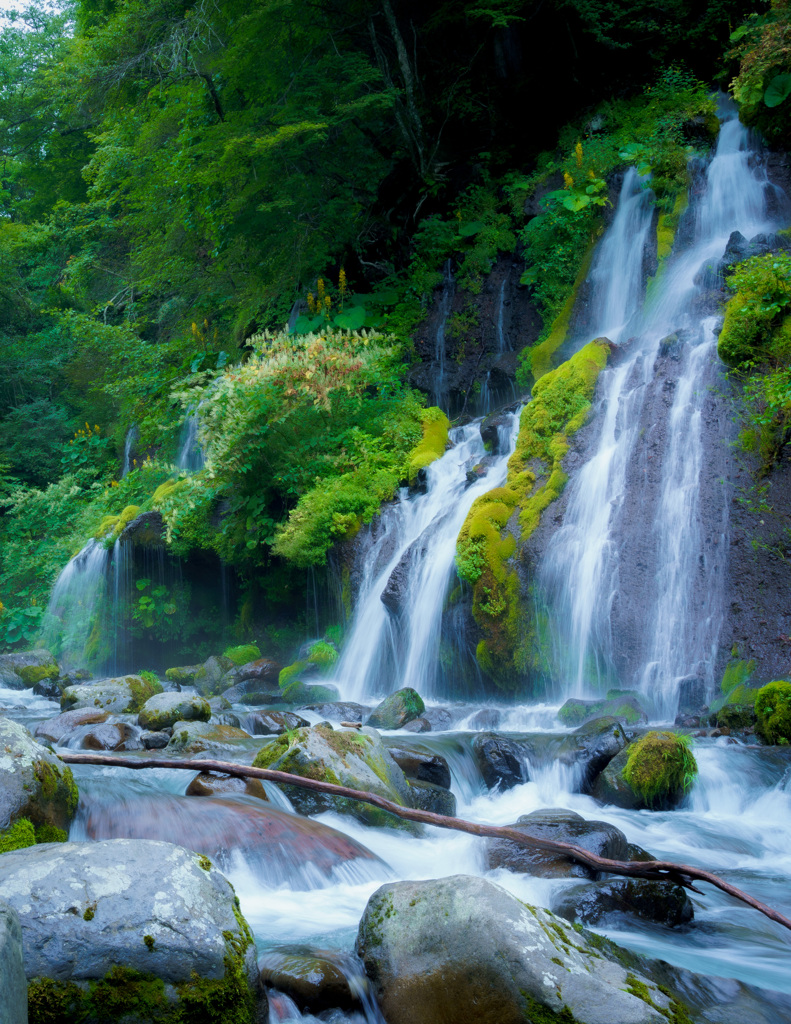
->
[496, 277, 510, 352]
[177, 409, 205, 472]
[333, 413, 520, 702]
[120, 425, 138, 478]
[540, 107, 781, 715]
[431, 260, 455, 408]
[40, 539, 110, 669]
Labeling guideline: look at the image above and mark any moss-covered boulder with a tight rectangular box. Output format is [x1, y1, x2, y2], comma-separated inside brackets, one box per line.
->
[138, 693, 211, 732]
[594, 731, 697, 811]
[223, 644, 261, 666]
[192, 656, 234, 697]
[755, 681, 791, 745]
[558, 693, 648, 728]
[0, 717, 78, 845]
[0, 649, 59, 690]
[252, 723, 417, 831]
[281, 681, 340, 705]
[61, 675, 162, 715]
[166, 722, 257, 756]
[164, 665, 201, 687]
[0, 839, 258, 1024]
[366, 688, 425, 730]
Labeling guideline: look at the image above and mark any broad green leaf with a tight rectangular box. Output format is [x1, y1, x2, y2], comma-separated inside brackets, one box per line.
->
[562, 194, 590, 212]
[333, 305, 366, 330]
[764, 74, 791, 108]
[458, 220, 485, 237]
[292, 315, 323, 335]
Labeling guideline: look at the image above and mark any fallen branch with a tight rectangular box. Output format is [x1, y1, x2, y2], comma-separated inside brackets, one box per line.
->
[58, 751, 791, 935]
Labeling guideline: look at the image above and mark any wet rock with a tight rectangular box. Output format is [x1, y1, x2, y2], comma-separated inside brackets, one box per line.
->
[677, 674, 707, 716]
[717, 229, 788, 277]
[0, 649, 58, 690]
[208, 695, 232, 712]
[485, 808, 629, 879]
[32, 676, 66, 700]
[422, 706, 457, 731]
[356, 875, 681, 1024]
[141, 730, 170, 750]
[34, 708, 109, 746]
[468, 707, 501, 730]
[119, 508, 164, 545]
[0, 717, 79, 834]
[590, 746, 642, 809]
[138, 692, 211, 731]
[247, 710, 309, 735]
[224, 657, 281, 687]
[558, 693, 648, 728]
[472, 733, 527, 790]
[186, 771, 269, 801]
[61, 674, 162, 715]
[259, 945, 361, 1012]
[300, 701, 370, 723]
[164, 664, 201, 687]
[0, 839, 258, 1011]
[0, 899, 26, 1024]
[167, 720, 255, 755]
[253, 723, 417, 832]
[281, 681, 340, 705]
[192, 655, 235, 697]
[380, 545, 418, 616]
[551, 878, 694, 928]
[402, 717, 432, 733]
[366, 688, 425, 730]
[406, 779, 456, 816]
[658, 332, 681, 359]
[386, 746, 451, 788]
[562, 716, 632, 791]
[80, 722, 142, 752]
[479, 412, 512, 455]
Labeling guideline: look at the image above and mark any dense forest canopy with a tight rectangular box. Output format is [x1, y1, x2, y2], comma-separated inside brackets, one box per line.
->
[0, 0, 789, 663]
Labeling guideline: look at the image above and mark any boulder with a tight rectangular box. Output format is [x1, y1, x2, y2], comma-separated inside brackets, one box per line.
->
[366, 688, 425, 730]
[247, 710, 309, 736]
[591, 746, 642, 809]
[551, 878, 694, 928]
[0, 717, 78, 835]
[561, 716, 632, 791]
[61, 674, 162, 715]
[472, 733, 527, 791]
[34, 708, 110, 746]
[80, 722, 143, 752]
[138, 692, 211, 731]
[402, 717, 432, 733]
[356, 875, 687, 1024]
[0, 649, 58, 690]
[0, 900, 26, 1024]
[166, 721, 256, 755]
[192, 655, 234, 697]
[141, 730, 170, 750]
[224, 657, 281, 686]
[593, 732, 697, 810]
[419, 705, 456, 731]
[468, 708, 501, 730]
[386, 745, 451, 788]
[258, 945, 363, 1013]
[164, 665, 201, 687]
[253, 723, 417, 831]
[235, 690, 284, 706]
[186, 771, 269, 801]
[485, 808, 629, 879]
[0, 839, 258, 1020]
[119, 509, 165, 546]
[380, 544, 419, 616]
[406, 779, 456, 816]
[31, 676, 65, 700]
[300, 701, 370, 723]
[281, 681, 340, 705]
[558, 693, 648, 728]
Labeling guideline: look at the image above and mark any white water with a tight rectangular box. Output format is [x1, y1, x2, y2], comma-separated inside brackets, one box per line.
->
[541, 110, 780, 711]
[333, 414, 519, 703]
[431, 260, 455, 408]
[39, 539, 109, 669]
[177, 410, 205, 472]
[120, 425, 138, 477]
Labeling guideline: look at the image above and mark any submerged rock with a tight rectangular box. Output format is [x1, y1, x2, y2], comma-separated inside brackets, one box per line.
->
[472, 733, 527, 790]
[485, 808, 628, 879]
[253, 723, 417, 831]
[0, 839, 258, 1021]
[558, 693, 648, 728]
[356, 875, 685, 1024]
[259, 945, 364, 1013]
[138, 692, 211, 731]
[0, 717, 79, 836]
[552, 877, 694, 928]
[34, 708, 110, 746]
[186, 771, 269, 801]
[365, 688, 425, 730]
[247, 710, 309, 736]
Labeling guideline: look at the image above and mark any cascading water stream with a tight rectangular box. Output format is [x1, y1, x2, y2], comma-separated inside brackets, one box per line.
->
[541, 108, 784, 713]
[40, 539, 110, 669]
[177, 409, 205, 472]
[120, 425, 138, 478]
[334, 414, 519, 703]
[431, 260, 455, 408]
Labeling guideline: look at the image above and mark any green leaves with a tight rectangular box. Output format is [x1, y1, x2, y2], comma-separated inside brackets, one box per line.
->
[333, 305, 366, 331]
[764, 74, 791, 109]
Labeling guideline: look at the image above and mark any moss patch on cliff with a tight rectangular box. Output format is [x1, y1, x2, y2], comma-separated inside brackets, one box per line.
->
[407, 407, 450, 485]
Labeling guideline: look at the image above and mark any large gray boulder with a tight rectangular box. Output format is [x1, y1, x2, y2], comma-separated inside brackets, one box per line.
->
[61, 675, 162, 715]
[138, 692, 211, 731]
[0, 839, 258, 1021]
[0, 717, 78, 834]
[0, 649, 58, 690]
[357, 875, 676, 1024]
[0, 899, 26, 1024]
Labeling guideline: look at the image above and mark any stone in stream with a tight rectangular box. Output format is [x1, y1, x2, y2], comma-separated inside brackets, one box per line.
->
[34, 707, 110, 746]
[300, 701, 370, 723]
[484, 808, 628, 879]
[253, 723, 418, 832]
[551, 878, 694, 928]
[223, 657, 281, 687]
[0, 717, 79, 838]
[472, 732, 527, 790]
[186, 771, 269, 801]
[80, 721, 143, 752]
[141, 730, 170, 750]
[258, 945, 366, 1013]
[0, 839, 259, 1021]
[365, 687, 425, 730]
[166, 720, 256, 755]
[61, 674, 163, 715]
[0, 899, 26, 1024]
[385, 745, 451, 788]
[468, 707, 502, 730]
[281, 681, 340, 705]
[0, 648, 58, 690]
[192, 654, 235, 696]
[561, 715, 633, 791]
[405, 779, 456, 816]
[402, 717, 432, 733]
[247, 710, 309, 736]
[591, 746, 642, 810]
[558, 692, 648, 728]
[138, 691, 211, 731]
[164, 664, 201, 687]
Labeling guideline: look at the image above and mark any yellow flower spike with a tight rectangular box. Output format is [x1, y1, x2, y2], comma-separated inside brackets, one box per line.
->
[575, 141, 583, 168]
[563, 171, 574, 190]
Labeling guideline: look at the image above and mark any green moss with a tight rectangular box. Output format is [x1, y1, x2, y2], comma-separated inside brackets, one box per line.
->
[280, 680, 338, 704]
[36, 823, 68, 843]
[33, 759, 79, 816]
[655, 191, 687, 265]
[278, 660, 307, 688]
[144, 935, 156, 951]
[721, 657, 755, 695]
[28, 977, 86, 1024]
[521, 992, 577, 1023]
[456, 340, 609, 689]
[83, 904, 96, 921]
[166, 666, 198, 685]
[624, 974, 693, 1024]
[222, 645, 260, 666]
[755, 681, 791, 745]
[18, 664, 59, 686]
[94, 504, 141, 543]
[527, 239, 600, 383]
[197, 855, 213, 871]
[407, 407, 450, 484]
[0, 817, 36, 853]
[307, 640, 337, 668]
[622, 731, 697, 808]
[127, 674, 164, 712]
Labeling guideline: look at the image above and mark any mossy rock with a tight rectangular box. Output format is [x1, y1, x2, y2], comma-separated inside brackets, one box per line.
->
[281, 681, 340, 705]
[192, 656, 235, 697]
[165, 665, 201, 686]
[252, 723, 418, 832]
[708, 682, 759, 730]
[622, 731, 697, 810]
[720, 657, 756, 696]
[0, 717, 79, 835]
[755, 681, 791, 745]
[166, 721, 257, 755]
[138, 693, 211, 732]
[558, 695, 647, 728]
[407, 408, 450, 485]
[223, 644, 261, 666]
[18, 664, 60, 687]
[366, 688, 425, 730]
[62, 676, 162, 715]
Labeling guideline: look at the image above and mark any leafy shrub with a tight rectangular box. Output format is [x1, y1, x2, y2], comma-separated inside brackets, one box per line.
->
[718, 253, 791, 368]
[622, 731, 698, 808]
[755, 681, 791, 744]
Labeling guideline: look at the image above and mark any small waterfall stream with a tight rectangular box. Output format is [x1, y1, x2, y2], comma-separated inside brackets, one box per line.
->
[177, 409, 205, 472]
